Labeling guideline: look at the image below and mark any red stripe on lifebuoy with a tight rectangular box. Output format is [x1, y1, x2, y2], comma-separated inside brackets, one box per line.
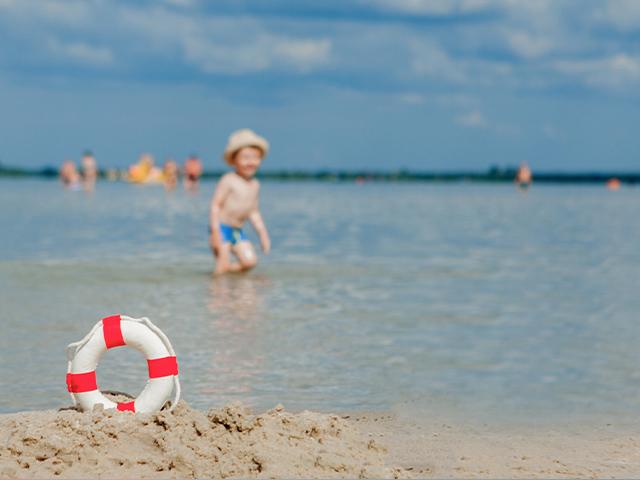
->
[147, 356, 178, 378]
[102, 315, 125, 349]
[66, 371, 97, 393]
[117, 401, 135, 412]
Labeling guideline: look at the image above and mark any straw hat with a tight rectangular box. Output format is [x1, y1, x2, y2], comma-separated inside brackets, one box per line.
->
[223, 129, 269, 164]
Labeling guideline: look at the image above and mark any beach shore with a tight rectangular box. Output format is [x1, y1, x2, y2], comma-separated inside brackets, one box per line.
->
[355, 411, 640, 478]
[1, 402, 639, 479]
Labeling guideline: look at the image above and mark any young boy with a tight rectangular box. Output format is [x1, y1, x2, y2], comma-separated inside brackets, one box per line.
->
[209, 129, 271, 274]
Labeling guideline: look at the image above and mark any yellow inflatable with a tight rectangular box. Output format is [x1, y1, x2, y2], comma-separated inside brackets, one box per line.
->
[127, 154, 164, 184]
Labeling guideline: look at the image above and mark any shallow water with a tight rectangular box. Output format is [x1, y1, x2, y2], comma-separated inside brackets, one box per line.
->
[1, 179, 639, 422]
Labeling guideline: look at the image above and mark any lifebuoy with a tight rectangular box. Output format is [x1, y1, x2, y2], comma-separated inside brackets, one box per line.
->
[66, 315, 180, 413]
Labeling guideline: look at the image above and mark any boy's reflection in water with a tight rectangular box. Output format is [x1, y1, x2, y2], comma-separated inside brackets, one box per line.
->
[202, 274, 272, 404]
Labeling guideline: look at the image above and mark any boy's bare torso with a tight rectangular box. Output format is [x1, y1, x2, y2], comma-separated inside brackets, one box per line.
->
[218, 172, 260, 227]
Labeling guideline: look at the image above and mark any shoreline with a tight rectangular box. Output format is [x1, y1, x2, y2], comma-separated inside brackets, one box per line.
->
[2, 167, 640, 185]
[355, 411, 640, 478]
[1, 403, 639, 479]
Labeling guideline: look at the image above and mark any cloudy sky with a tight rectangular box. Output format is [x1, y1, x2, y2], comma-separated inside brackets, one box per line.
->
[0, 0, 639, 171]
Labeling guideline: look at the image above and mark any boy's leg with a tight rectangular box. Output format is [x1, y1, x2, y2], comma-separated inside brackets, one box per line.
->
[232, 240, 258, 271]
[213, 243, 244, 274]
[213, 242, 231, 274]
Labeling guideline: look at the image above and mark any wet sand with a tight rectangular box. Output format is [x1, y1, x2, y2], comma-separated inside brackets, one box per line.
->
[1, 402, 639, 479]
[355, 411, 640, 478]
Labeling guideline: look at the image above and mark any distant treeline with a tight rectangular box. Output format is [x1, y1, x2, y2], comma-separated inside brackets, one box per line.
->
[0, 163, 638, 184]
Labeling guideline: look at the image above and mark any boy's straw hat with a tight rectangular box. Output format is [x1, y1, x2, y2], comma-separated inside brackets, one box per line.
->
[223, 129, 269, 164]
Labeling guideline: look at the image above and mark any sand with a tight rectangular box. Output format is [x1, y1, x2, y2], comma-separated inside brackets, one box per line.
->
[0, 401, 397, 479]
[1, 401, 639, 479]
[355, 411, 640, 478]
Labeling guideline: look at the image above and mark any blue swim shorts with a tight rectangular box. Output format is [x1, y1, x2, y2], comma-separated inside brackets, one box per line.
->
[218, 223, 247, 245]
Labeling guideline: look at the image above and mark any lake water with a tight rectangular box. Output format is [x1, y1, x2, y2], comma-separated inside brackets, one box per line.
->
[1, 178, 639, 423]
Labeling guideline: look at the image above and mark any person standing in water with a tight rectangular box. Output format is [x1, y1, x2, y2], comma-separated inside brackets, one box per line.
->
[81, 150, 98, 191]
[184, 154, 203, 191]
[163, 158, 179, 191]
[209, 129, 271, 275]
[515, 162, 532, 190]
[60, 159, 81, 189]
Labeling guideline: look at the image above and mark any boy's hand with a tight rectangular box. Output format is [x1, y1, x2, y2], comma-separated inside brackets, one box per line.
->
[261, 235, 271, 254]
[210, 233, 222, 256]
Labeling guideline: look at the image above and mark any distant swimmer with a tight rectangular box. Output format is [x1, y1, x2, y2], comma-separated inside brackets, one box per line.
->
[163, 158, 179, 191]
[81, 150, 98, 191]
[59, 159, 81, 190]
[209, 129, 271, 275]
[184, 154, 203, 191]
[515, 162, 532, 190]
[606, 178, 621, 191]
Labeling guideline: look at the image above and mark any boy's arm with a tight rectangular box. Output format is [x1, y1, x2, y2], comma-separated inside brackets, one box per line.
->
[209, 177, 231, 252]
[249, 208, 270, 254]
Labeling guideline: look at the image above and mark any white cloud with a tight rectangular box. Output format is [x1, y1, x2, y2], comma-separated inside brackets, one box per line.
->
[368, 0, 492, 15]
[163, 0, 198, 7]
[46, 38, 114, 67]
[593, 0, 640, 32]
[120, 7, 331, 74]
[410, 37, 515, 88]
[411, 40, 467, 83]
[554, 53, 640, 89]
[456, 110, 488, 128]
[273, 38, 331, 72]
[181, 35, 270, 74]
[454, 109, 521, 135]
[489, 1, 572, 62]
[0, 0, 637, 99]
[507, 31, 554, 59]
[0, 0, 91, 26]
[182, 33, 331, 74]
[39, 1, 90, 24]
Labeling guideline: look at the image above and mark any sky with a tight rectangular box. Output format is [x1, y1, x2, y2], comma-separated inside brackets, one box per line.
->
[0, 0, 639, 172]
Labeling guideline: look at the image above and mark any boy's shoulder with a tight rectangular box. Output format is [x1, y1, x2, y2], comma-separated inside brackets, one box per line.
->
[218, 172, 239, 185]
[221, 172, 260, 187]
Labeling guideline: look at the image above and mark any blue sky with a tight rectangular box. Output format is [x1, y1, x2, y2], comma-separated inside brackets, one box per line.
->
[0, 0, 639, 171]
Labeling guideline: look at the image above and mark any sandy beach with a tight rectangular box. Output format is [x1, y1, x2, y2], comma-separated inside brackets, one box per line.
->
[356, 411, 640, 478]
[0, 401, 396, 479]
[1, 400, 639, 479]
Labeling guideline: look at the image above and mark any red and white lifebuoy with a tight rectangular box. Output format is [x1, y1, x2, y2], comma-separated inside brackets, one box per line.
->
[66, 315, 180, 413]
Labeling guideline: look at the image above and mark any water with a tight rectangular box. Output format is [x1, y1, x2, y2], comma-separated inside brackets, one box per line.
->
[1, 178, 640, 422]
